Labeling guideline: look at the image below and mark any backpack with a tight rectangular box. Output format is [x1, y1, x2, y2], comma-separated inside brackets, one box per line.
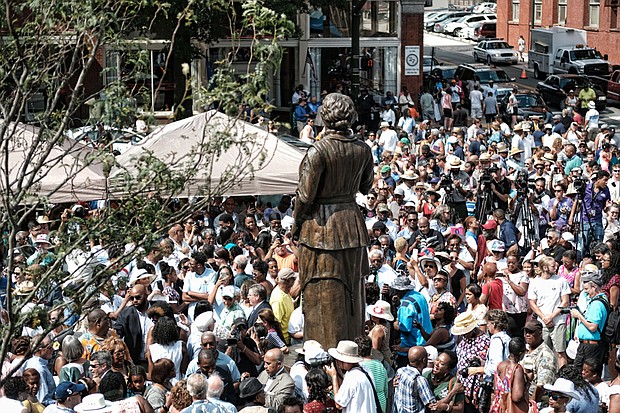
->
[591, 295, 620, 344]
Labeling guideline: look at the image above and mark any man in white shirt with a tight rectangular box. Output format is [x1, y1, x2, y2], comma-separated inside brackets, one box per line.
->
[378, 121, 398, 154]
[528, 255, 571, 367]
[326, 341, 378, 413]
[368, 249, 398, 291]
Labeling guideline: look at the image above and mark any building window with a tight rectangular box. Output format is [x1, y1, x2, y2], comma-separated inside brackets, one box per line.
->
[310, 1, 399, 38]
[612, 6, 619, 29]
[589, 0, 600, 27]
[534, 0, 542, 23]
[511, 0, 520, 21]
[558, 0, 567, 25]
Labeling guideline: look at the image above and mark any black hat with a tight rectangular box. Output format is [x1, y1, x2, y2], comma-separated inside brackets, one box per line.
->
[239, 378, 265, 399]
[233, 317, 248, 329]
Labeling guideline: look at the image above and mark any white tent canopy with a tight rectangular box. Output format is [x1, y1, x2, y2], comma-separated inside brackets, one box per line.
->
[1, 122, 108, 204]
[110, 111, 305, 198]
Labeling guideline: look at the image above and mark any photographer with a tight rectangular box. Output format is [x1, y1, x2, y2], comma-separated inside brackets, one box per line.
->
[478, 165, 510, 212]
[226, 318, 261, 377]
[570, 272, 609, 369]
[580, 171, 611, 251]
[442, 159, 472, 221]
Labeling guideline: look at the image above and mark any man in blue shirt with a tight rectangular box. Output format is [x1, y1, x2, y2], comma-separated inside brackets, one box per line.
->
[392, 275, 432, 368]
[571, 271, 608, 369]
[493, 209, 518, 249]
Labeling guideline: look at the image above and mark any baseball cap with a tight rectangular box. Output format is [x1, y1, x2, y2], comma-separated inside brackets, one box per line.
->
[524, 320, 543, 333]
[221, 285, 235, 298]
[380, 165, 391, 174]
[377, 203, 389, 213]
[55, 381, 86, 400]
[481, 220, 497, 230]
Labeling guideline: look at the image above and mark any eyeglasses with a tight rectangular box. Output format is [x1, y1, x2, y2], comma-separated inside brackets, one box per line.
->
[433, 277, 447, 282]
[550, 394, 568, 401]
[223, 296, 233, 301]
[131, 296, 143, 300]
[424, 264, 436, 269]
[370, 259, 383, 263]
[407, 218, 417, 222]
[90, 363, 104, 368]
[183, 266, 190, 270]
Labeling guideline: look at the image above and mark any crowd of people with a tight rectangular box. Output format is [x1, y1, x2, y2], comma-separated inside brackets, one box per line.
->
[3, 81, 620, 413]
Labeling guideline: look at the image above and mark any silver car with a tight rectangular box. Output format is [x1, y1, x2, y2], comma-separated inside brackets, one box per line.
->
[473, 39, 519, 65]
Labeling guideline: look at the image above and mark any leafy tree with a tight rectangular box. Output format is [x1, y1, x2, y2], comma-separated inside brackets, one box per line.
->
[0, 0, 294, 385]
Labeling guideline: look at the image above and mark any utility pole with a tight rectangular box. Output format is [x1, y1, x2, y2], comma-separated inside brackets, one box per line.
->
[351, 0, 367, 102]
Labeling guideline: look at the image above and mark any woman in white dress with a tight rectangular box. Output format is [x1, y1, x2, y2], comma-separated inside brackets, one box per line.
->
[147, 316, 188, 382]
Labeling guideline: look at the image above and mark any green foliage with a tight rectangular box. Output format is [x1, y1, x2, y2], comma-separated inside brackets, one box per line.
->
[0, 0, 295, 387]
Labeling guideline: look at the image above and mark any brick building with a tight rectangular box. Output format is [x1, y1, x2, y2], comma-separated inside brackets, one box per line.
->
[497, 0, 620, 64]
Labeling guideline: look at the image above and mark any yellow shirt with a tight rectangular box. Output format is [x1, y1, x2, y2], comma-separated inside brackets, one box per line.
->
[269, 286, 294, 343]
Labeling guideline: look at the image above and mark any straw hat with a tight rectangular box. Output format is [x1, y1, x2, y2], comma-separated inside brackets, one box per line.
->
[366, 300, 395, 321]
[401, 170, 418, 180]
[588, 101, 596, 109]
[449, 158, 462, 168]
[129, 268, 156, 286]
[74, 394, 113, 413]
[450, 311, 479, 335]
[36, 215, 53, 224]
[15, 281, 35, 296]
[509, 148, 524, 157]
[328, 340, 364, 363]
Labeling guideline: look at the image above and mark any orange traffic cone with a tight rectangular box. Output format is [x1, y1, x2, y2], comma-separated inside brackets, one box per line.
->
[520, 66, 528, 79]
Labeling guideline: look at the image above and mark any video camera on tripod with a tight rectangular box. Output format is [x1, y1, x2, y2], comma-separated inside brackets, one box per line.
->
[573, 176, 586, 197]
[515, 170, 535, 195]
[439, 173, 453, 192]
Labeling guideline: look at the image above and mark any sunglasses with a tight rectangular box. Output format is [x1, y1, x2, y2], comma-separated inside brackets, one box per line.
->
[433, 277, 447, 282]
[424, 264, 436, 269]
[550, 394, 567, 401]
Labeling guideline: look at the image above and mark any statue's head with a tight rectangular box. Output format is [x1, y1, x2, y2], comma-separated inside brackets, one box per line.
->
[320, 93, 357, 131]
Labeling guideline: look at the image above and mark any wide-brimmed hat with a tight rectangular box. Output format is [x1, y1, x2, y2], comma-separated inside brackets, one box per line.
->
[295, 339, 323, 355]
[380, 121, 390, 128]
[449, 158, 462, 168]
[509, 148, 524, 157]
[450, 311, 479, 335]
[36, 215, 53, 224]
[401, 170, 418, 180]
[15, 281, 35, 296]
[366, 300, 394, 321]
[74, 394, 113, 413]
[544, 378, 581, 400]
[328, 340, 363, 363]
[497, 142, 509, 153]
[588, 101, 596, 109]
[479, 152, 492, 162]
[129, 268, 156, 286]
[239, 378, 265, 399]
[543, 153, 556, 162]
[513, 124, 523, 132]
[419, 256, 442, 273]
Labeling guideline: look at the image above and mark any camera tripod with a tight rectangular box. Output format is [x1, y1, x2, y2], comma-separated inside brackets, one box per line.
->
[475, 183, 493, 224]
[570, 197, 596, 256]
[512, 189, 537, 250]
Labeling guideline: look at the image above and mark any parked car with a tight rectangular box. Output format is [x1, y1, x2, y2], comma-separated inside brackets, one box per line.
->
[444, 14, 496, 37]
[423, 56, 441, 74]
[472, 2, 496, 13]
[536, 74, 607, 110]
[424, 64, 459, 91]
[454, 63, 517, 106]
[473, 39, 519, 65]
[498, 93, 548, 123]
[434, 16, 465, 34]
[470, 22, 496, 41]
[424, 11, 469, 31]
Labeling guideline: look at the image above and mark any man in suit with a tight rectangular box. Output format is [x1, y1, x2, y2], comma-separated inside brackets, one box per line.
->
[247, 284, 271, 327]
[257, 349, 295, 411]
[112, 284, 152, 365]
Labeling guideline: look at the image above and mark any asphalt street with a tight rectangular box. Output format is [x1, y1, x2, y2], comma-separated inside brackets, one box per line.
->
[423, 31, 620, 126]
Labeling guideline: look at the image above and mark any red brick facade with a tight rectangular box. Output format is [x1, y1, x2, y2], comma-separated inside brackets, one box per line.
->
[497, 0, 620, 64]
[402, 0, 426, 93]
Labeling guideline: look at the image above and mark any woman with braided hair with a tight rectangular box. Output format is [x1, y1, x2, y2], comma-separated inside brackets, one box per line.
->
[559, 364, 599, 413]
[303, 367, 336, 413]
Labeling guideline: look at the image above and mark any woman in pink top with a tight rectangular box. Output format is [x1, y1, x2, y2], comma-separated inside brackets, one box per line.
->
[442, 89, 453, 131]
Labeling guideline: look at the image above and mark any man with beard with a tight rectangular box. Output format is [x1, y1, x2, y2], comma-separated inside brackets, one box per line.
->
[113, 284, 152, 365]
[485, 165, 511, 211]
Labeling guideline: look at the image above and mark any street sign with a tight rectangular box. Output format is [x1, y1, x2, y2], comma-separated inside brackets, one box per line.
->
[405, 46, 420, 76]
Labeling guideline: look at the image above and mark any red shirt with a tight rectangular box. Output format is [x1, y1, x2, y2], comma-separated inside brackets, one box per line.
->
[482, 278, 504, 310]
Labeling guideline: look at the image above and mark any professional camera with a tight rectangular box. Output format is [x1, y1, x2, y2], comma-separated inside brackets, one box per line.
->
[514, 170, 532, 192]
[573, 177, 586, 196]
[439, 173, 453, 191]
[558, 306, 578, 315]
[307, 354, 334, 369]
[479, 170, 493, 187]
[458, 357, 482, 378]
